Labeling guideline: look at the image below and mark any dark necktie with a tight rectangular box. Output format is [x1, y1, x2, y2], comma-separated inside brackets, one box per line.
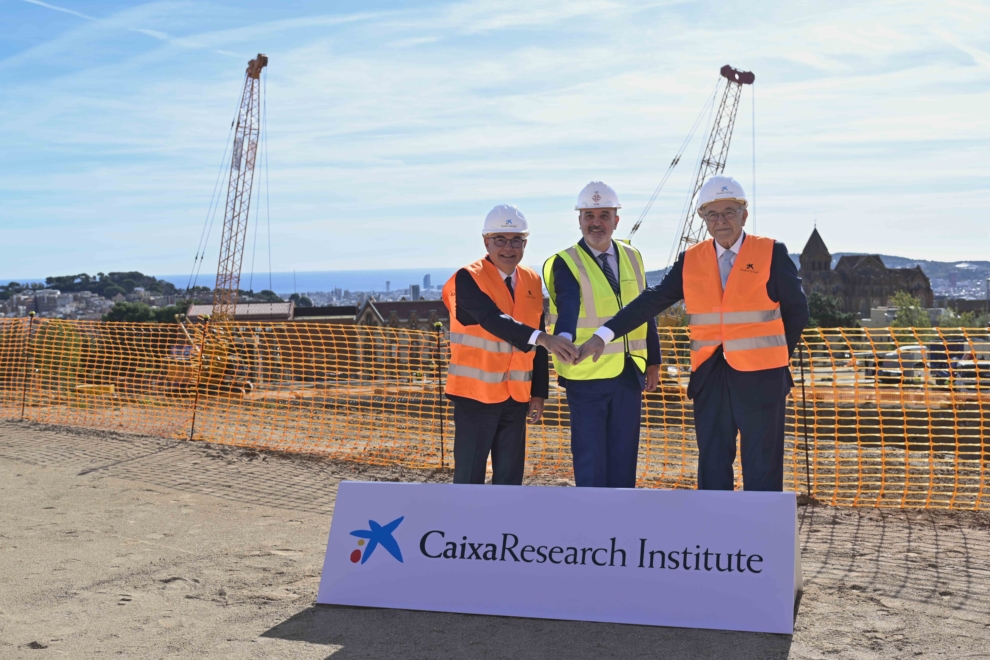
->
[504, 275, 514, 299]
[599, 253, 619, 294]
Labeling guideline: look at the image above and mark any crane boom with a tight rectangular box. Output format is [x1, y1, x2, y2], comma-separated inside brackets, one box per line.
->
[675, 65, 754, 257]
[211, 53, 268, 321]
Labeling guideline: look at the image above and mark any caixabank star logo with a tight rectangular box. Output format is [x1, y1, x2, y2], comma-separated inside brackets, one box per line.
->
[348, 516, 404, 564]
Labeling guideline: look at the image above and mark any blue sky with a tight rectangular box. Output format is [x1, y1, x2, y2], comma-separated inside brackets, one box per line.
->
[1, 0, 988, 280]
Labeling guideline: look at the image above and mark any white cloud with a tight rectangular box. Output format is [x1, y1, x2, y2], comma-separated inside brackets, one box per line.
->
[935, 28, 990, 71]
[1, 0, 988, 277]
[20, 0, 94, 21]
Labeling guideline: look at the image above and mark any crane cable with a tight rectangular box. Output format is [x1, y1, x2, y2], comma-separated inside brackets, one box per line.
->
[751, 82, 756, 232]
[263, 69, 273, 295]
[627, 78, 720, 242]
[247, 69, 275, 298]
[247, 150, 261, 295]
[247, 70, 266, 294]
[665, 78, 720, 268]
[185, 93, 242, 298]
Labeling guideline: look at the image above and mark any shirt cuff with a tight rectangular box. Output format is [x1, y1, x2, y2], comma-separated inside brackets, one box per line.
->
[558, 332, 573, 341]
[527, 329, 542, 346]
[593, 327, 615, 343]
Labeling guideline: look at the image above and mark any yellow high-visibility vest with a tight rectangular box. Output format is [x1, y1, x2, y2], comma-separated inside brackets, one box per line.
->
[543, 240, 649, 380]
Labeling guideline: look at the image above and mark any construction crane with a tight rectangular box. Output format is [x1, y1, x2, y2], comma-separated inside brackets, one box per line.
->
[674, 65, 754, 256]
[171, 54, 268, 399]
[626, 65, 754, 262]
[211, 53, 268, 321]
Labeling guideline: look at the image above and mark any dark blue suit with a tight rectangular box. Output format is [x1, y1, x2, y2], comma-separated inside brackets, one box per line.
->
[603, 235, 809, 491]
[548, 240, 662, 488]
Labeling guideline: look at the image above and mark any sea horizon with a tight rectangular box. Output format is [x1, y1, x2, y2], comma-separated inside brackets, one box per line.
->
[1, 269, 463, 296]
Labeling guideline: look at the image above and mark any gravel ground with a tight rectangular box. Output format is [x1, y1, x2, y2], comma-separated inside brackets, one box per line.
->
[0, 420, 988, 659]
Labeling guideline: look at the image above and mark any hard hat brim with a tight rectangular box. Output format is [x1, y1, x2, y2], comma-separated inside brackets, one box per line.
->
[575, 204, 622, 211]
[697, 198, 747, 215]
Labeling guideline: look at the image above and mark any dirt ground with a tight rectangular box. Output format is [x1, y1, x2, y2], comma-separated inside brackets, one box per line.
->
[0, 420, 988, 659]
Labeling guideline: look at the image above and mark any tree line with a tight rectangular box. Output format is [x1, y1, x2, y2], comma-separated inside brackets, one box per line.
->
[3, 271, 311, 323]
[807, 291, 988, 328]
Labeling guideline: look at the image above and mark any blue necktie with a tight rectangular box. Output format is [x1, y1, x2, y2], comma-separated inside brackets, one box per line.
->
[599, 254, 619, 294]
[719, 249, 736, 290]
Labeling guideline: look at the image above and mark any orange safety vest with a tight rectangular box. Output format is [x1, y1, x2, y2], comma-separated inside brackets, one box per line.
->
[683, 235, 789, 372]
[442, 259, 544, 403]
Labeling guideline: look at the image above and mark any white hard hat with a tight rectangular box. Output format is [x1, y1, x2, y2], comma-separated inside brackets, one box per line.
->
[482, 204, 529, 234]
[575, 181, 621, 210]
[696, 175, 747, 215]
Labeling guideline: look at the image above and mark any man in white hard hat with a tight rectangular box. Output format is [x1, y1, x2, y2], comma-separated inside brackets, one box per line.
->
[543, 182, 662, 488]
[441, 204, 579, 485]
[577, 175, 809, 491]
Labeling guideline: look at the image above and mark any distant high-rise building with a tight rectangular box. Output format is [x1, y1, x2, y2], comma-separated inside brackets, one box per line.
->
[386, 280, 391, 293]
[423, 274, 431, 290]
[410, 284, 421, 301]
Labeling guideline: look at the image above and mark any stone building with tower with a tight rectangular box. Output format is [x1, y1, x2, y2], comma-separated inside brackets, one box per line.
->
[798, 228, 934, 318]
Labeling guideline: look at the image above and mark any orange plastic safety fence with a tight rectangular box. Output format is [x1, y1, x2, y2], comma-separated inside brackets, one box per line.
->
[0, 319, 987, 510]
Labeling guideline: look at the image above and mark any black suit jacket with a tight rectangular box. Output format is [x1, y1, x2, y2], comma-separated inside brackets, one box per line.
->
[604, 236, 809, 404]
[450, 264, 549, 400]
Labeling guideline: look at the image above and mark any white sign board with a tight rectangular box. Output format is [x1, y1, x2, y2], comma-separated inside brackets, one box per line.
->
[317, 482, 802, 634]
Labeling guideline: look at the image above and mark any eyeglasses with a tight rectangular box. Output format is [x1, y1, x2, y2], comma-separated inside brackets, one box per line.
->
[703, 209, 741, 223]
[488, 236, 526, 248]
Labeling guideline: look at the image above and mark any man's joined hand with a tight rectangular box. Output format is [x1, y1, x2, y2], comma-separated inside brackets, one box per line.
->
[576, 335, 606, 364]
[536, 332, 579, 364]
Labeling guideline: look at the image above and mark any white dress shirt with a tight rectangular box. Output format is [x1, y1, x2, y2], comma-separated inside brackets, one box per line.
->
[496, 265, 543, 346]
[716, 231, 745, 261]
[591, 233, 747, 344]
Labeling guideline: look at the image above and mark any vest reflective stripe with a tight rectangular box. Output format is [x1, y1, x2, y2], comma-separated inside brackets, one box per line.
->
[563, 246, 600, 320]
[683, 235, 790, 373]
[687, 308, 782, 325]
[442, 259, 544, 403]
[723, 334, 787, 352]
[448, 363, 534, 383]
[601, 338, 649, 355]
[449, 332, 513, 353]
[543, 240, 649, 380]
[625, 243, 646, 291]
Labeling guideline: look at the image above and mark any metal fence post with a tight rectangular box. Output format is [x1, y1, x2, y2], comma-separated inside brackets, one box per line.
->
[19, 312, 36, 420]
[188, 317, 211, 441]
[799, 342, 812, 498]
[434, 321, 445, 469]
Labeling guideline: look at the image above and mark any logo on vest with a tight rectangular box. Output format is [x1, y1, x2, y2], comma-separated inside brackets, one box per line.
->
[742, 263, 758, 274]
